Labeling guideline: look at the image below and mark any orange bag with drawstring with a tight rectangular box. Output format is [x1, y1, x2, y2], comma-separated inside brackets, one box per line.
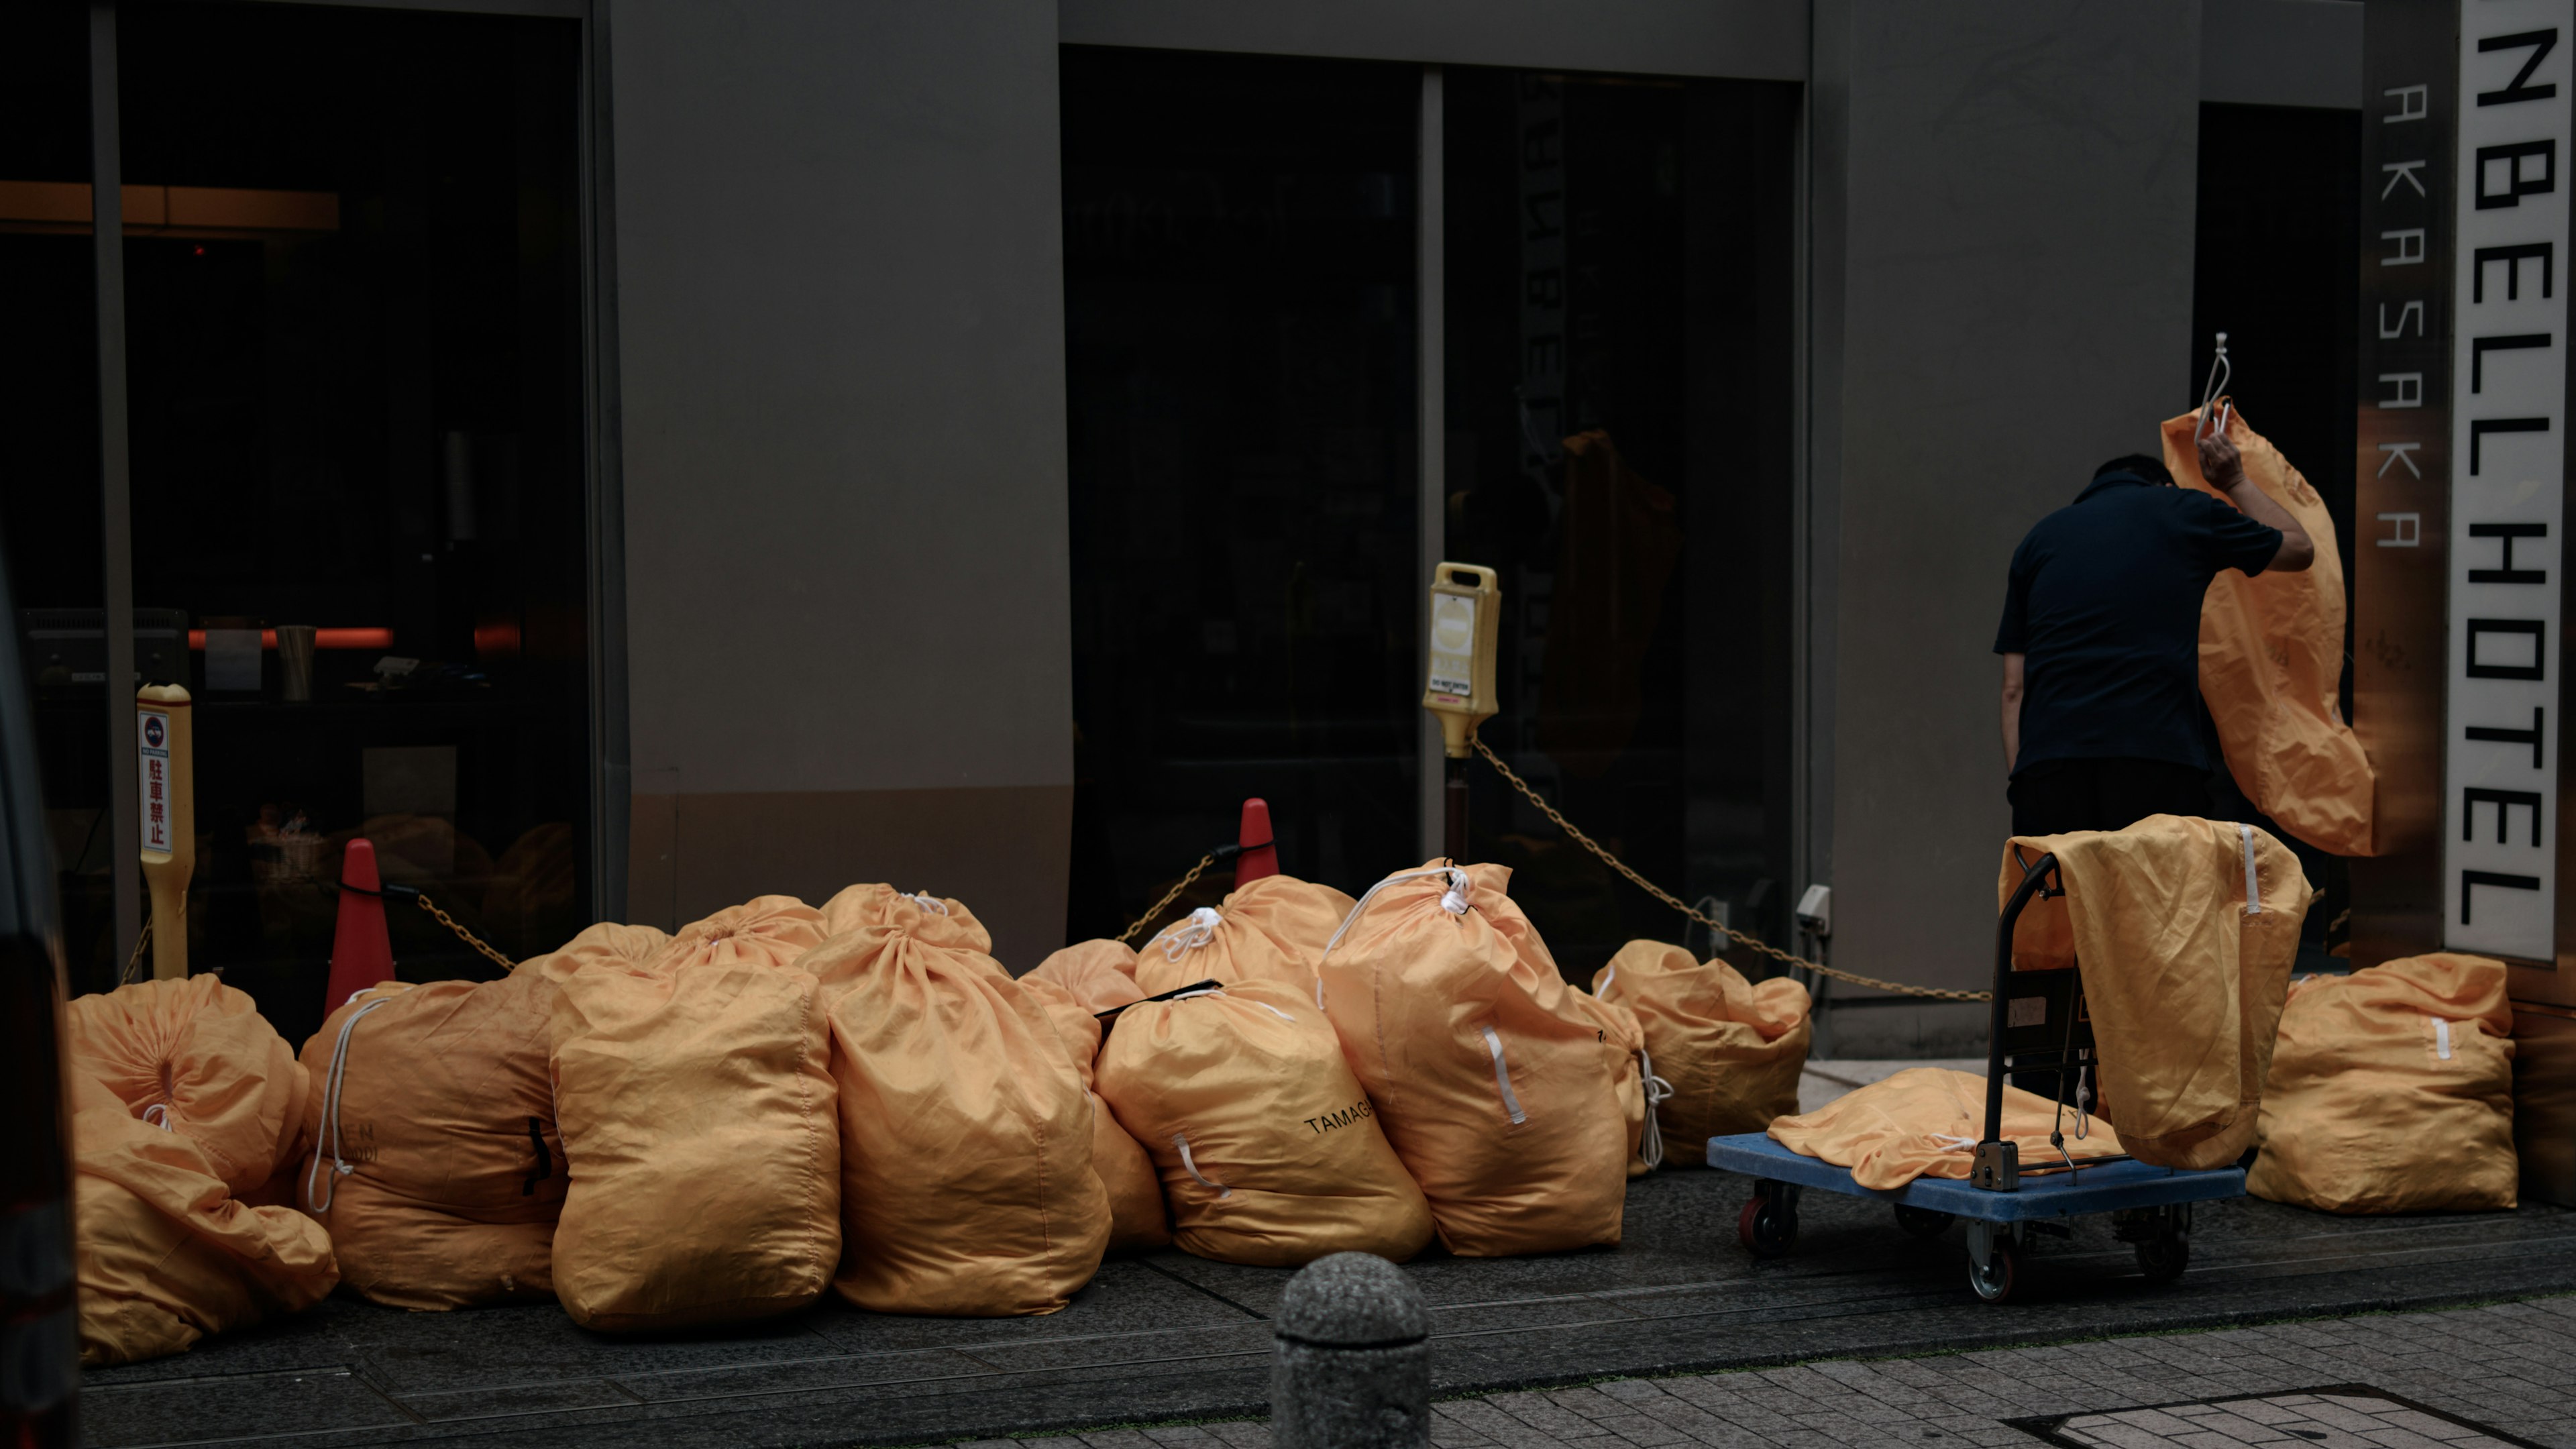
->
[799, 886, 1108, 1314]
[66, 975, 310, 1200]
[1591, 942, 1811, 1164]
[1318, 862, 1650, 1255]
[1767, 1067, 2127, 1190]
[547, 905, 841, 1332]
[1020, 965, 1170, 1252]
[2161, 405, 2376, 857]
[296, 975, 568, 1309]
[2249, 953, 2518, 1213]
[1097, 979, 1432, 1267]
[1028, 939, 1146, 1012]
[1130, 875, 1358, 997]
[515, 919, 671, 983]
[70, 1071, 337, 1366]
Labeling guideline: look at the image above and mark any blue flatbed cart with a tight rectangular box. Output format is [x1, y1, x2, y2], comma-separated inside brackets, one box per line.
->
[1706, 850, 2250, 1303]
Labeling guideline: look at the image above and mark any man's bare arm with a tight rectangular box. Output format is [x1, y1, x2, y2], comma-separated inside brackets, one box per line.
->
[2199, 429, 2314, 572]
[2000, 652, 2025, 773]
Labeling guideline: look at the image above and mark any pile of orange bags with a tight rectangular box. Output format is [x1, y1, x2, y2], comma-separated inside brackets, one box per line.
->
[1097, 979, 1432, 1267]
[297, 975, 566, 1309]
[1130, 875, 1355, 996]
[64, 977, 337, 1364]
[2002, 816, 2308, 1169]
[1024, 940, 1168, 1252]
[1768, 1067, 2127, 1189]
[1592, 941, 1810, 1164]
[2250, 953, 2518, 1213]
[1319, 862, 1648, 1254]
[799, 886, 1107, 1315]
[2160, 405, 2375, 857]
[542, 897, 841, 1331]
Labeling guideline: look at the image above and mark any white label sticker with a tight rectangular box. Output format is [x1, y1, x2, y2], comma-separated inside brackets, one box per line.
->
[138, 709, 171, 855]
[1427, 593, 1477, 698]
[2008, 996, 2047, 1028]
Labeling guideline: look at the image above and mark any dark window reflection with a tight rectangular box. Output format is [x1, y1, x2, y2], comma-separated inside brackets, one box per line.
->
[5, 2, 588, 1043]
[1444, 72, 1798, 981]
[1061, 48, 1421, 936]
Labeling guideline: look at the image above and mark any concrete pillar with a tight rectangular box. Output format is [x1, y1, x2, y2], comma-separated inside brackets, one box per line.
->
[1271, 1252, 1431, 1449]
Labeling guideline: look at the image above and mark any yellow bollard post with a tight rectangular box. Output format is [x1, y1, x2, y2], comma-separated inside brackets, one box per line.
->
[1421, 562, 1501, 861]
[136, 684, 193, 979]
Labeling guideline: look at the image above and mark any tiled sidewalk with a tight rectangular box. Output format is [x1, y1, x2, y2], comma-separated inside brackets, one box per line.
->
[957, 1296, 2576, 1449]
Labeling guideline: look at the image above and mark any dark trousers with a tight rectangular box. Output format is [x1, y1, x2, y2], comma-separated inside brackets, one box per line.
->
[2007, 756, 2211, 838]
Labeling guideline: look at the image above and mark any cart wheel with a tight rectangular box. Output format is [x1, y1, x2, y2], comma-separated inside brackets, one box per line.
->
[1892, 1203, 1953, 1240]
[1968, 1240, 2020, 1303]
[1738, 1192, 1798, 1258]
[2135, 1230, 2188, 1283]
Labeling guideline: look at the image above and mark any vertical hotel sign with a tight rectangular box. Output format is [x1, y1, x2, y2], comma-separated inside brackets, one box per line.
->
[2445, 2, 2571, 961]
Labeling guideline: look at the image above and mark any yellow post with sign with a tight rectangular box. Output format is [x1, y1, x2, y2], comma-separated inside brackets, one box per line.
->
[1423, 562, 1501, 860]
[137, 683, 193, 979]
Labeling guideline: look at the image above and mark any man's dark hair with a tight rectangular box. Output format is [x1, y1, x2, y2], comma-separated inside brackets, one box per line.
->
[2093, 453, 2174, 486]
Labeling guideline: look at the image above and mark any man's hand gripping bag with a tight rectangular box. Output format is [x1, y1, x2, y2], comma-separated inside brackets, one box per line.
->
[547, 898, 840, 1331]
[1130, 875, 1358, 997]
[1593, 941, 1810, 1163]
[1318, 863, 1649, 1255]
[297, 975, 567, 1309]
[1020, 947, 1171, 1252]
[800, 886, 1109, 1315]
[2249, 953, 2518, 1213]
[1096, 979, 1432, 1267]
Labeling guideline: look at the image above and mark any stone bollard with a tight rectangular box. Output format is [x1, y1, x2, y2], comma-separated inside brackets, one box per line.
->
[1271, 1252, 1430, 1449]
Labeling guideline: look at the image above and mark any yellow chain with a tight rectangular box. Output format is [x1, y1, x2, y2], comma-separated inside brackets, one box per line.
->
[1472, 737, 1991, 1003]
[1118, 853, 1217, 945]
[414, 892, 517, 973]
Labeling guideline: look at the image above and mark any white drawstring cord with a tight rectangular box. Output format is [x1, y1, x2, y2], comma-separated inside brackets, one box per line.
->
[1930, 1134, 1980, 1153]
[1636, 1046, 1673, 1169]
[2197, 332, 2232, 443]
[1479, 1025, 1527, 1125]
[1597, 965, 1617, 997]
[140, 1103, 173, 1131]
[1173, 1132, 1230, 1199]
[2072, 1063, 2092, 1140]
[305, 996, 395, 1214]
[1152, 906, 1224, 963]
[2239, 823, 2262, 916]
[2434, 1016, 2453, 1061]
[1320, 866, 1472, 965]
[1168, 983, 1295, 1023]
[902, 891, 951, 915]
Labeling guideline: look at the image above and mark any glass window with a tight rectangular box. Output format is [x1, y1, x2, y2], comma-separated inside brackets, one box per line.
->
[5, 2, 589, 1045]
[1061, 48, 1424, 939]
[1443, 71, 1800, 982]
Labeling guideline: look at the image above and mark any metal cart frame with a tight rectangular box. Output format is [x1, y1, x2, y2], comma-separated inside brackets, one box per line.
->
[1705, 851, 2246, 1302]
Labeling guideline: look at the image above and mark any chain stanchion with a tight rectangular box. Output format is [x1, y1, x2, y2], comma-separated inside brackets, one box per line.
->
[412, 892, 517, 973]
[1472, 736, 1990, 1003]
[1118, 853, 1218, 946]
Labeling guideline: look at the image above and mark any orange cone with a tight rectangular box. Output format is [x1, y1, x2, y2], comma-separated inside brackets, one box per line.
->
[325, 839, 396, 1008]
[1236, 798, 1278, 885]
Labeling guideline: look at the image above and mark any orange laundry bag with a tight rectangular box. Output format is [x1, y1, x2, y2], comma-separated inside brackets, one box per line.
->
[65, 975, 309, 1199]
[70, 1071, 337, 1366]
[818, 882, 993, 949]
[296, 974, 567, 1309]
[1027, 939, 1146, 1012]
[1318, 862, 1648, 1254]
[2161, 405, 2376, 857]
[799, 888, 1108, 1314]
[2249, 953, 2518, 1213]
[1768, 1067, 2126, 1191]
[1020, 970, 1170, 1252]
[1097, 979, 1433, 1267]
[548, 953, 840, 1330]
[1130, 875, 1358, 996]
[1592, 941, 1811, 1165]
[654, 893, 831, 971]
[2001, 816, 2309, 1169]
[513, 919, 671, 983]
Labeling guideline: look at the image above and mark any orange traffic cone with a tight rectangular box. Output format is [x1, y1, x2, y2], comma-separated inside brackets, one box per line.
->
[325, 839, 396, 1008]
[1236, 798, 1278, 885]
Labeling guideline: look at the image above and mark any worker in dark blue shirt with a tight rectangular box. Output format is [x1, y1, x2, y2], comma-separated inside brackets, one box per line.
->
[1996, 429, 2314, 837]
